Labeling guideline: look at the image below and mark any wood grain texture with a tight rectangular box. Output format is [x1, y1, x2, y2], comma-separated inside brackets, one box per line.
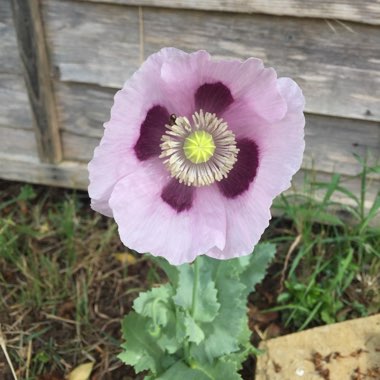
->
[0, 74, 34, 130]
[42, 1, 380, 122]
[143, 7, 380, 123]
[11, 0, 62, 163]
[59, 116, 380, 179]
[290, 171, 379, 218]
[303, 115, 380, 179]
[0, 126, 39, 161]
[77, 0, 380, 25]
[0, 156, 88, 189]
[0, 0, 22, 74]
[42, 0, 140, 87]
[0, 157, 378, 223]
[61, 131, 100, 162]
[0, 1, 34, 132]
[2, 0, 379, 213]
[55, 82, 380, 179]
[55, 82, 115, 138]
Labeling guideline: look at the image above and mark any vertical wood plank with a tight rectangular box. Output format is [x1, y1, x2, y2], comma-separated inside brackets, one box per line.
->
[11, 0, 62, 163]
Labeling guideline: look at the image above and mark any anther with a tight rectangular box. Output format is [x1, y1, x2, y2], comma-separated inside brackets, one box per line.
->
[160, 110, 239, 187]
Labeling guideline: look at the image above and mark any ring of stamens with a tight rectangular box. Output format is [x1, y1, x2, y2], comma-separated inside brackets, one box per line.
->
[160, 110, 239, 187]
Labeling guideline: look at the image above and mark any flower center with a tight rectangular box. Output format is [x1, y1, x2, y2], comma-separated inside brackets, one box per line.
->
[183, 130, 216, 164]
[160, 110, 239, 187]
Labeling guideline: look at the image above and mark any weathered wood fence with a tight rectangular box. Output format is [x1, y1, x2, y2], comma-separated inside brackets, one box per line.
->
[1, 0, 379, 210]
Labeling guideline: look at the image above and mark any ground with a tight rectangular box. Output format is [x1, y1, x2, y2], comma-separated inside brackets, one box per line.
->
[0, 178, 379, 380]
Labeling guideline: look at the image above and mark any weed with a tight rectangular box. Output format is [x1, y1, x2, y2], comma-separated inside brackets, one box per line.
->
[272, 159, 380, 330]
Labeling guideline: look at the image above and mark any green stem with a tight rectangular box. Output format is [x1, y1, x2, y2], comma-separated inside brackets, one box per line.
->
[185, 257, 200, 365]
[151, 297, 162, 326]
[191, 258, 200, 318]
[184, 343, 190, 364]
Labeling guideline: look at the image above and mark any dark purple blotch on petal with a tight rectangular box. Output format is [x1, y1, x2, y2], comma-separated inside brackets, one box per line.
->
[161, 179, 194, 212]
[134, 105, 170, 161]
[218, 139, 259, 199]
[195, 82, 233, 115]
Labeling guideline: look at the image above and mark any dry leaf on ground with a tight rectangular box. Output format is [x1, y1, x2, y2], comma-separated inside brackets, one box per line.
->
[67, 362, 94, 380]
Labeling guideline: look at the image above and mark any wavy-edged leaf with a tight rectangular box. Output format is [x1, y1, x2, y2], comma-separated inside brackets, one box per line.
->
[119, 313, 165, 374]
[174, 259, 220, 323]
[156, 359, 242, 380]
[185, 314, 205, 344]
[205, 360, 243, 380]
[133, 284, 174, 327]
[192, 262, 247, 361]
[155, 360, 210, 380]
[157, 309, 185, 354]
[240, 243, 276, 297]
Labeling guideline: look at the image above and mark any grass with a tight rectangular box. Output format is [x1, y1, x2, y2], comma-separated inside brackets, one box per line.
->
[0, 160, 379, 379]
[0, 182, 151, 379]
[268, 159, 380, 330]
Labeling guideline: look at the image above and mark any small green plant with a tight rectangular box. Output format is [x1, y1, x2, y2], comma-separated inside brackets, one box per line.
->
[277, 248, 357, 329]
[119, 244, 276, 379]
[272, 159, 380, 330]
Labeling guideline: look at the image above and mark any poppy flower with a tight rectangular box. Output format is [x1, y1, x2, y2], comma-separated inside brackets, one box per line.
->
[88, 48, 305, 265]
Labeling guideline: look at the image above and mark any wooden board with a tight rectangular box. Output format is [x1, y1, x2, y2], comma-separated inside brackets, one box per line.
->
[60, 118, 380, 179]
[0, 0, 34, 132]
[0, 156, 88, 189]
[303, 115, 380, 179]
[0, 0, 22, 74]
[55, 82, 115, 138]
[142, 7, 380, 123]
[61, 131, 99, 162]
[77, 0, 380, 26]
[0, 74, 34, 130]
[42, 1, 380, 123]
[0, 157, 378, 224]
[41, 0, 141, 87]
[291, 171, 380, 216]
[0, 126, 39, 161]
[54, 82, 380, 182]
[11, 0, 62, 163]
[0, 0, 378, 223]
